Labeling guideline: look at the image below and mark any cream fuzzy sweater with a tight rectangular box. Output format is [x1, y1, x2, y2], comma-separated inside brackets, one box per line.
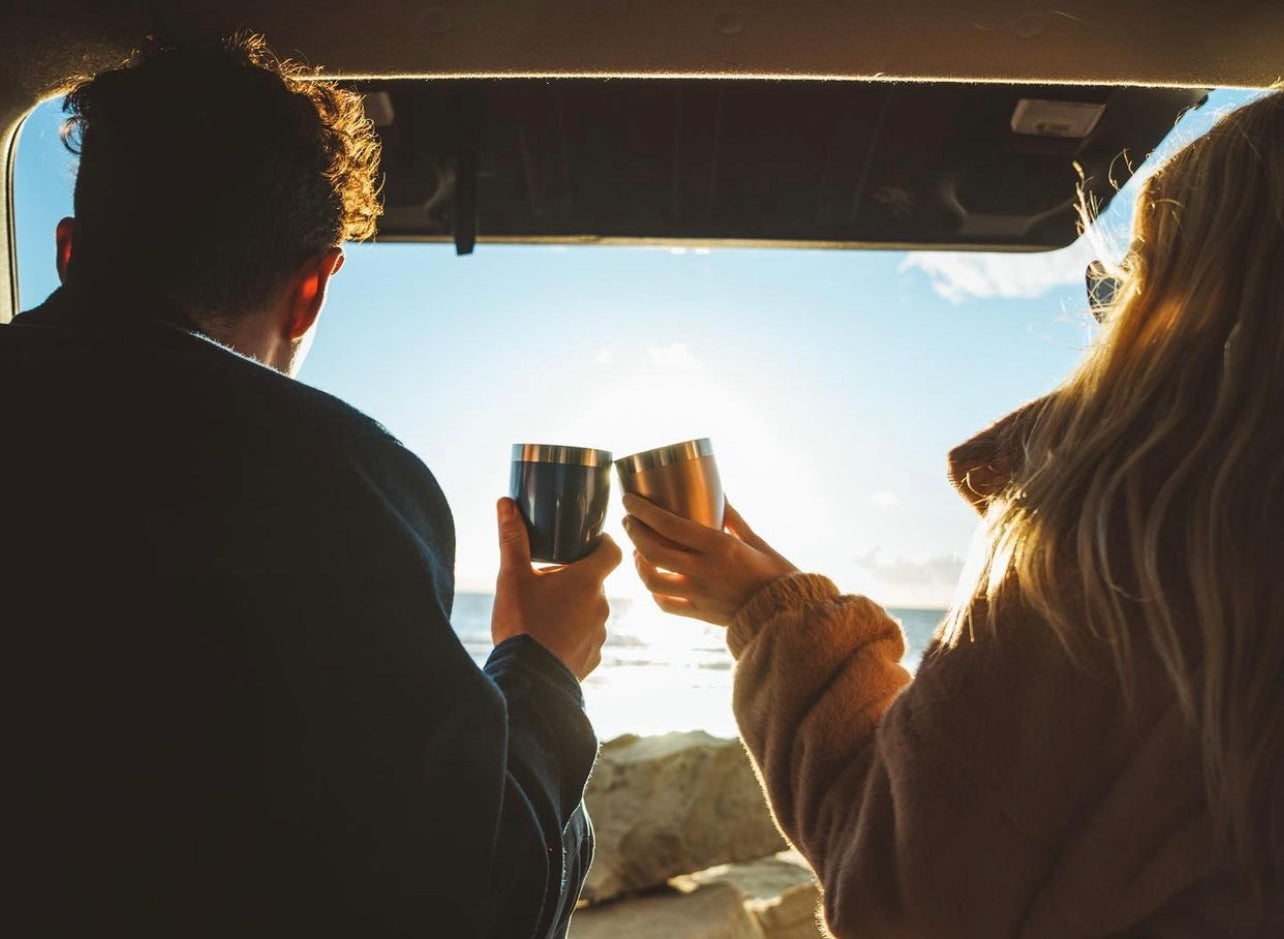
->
[727, 404, 1281, 937]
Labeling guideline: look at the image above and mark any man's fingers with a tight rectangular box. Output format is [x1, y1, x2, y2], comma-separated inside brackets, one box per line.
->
[577, 533, 624, 579]
[634, 550, 692, 597]
[594, 533, 625, 575]
[622, 494, 720, 552]
[496, 497, 532, 571]
[622, 516, 700, 575]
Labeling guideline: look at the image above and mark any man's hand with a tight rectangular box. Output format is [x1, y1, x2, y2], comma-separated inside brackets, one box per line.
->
[622, 494, 798, 627]
[491, 497, 624, 681]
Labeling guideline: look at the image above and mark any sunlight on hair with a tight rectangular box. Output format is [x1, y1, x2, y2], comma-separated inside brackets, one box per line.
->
[942, 87, 1284, 886]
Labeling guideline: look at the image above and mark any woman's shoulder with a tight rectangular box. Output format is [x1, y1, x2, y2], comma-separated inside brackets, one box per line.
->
[946, 395, 1054, 511]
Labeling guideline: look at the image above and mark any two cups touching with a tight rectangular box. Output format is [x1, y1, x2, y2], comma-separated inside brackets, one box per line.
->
[510, 439, 724, 564]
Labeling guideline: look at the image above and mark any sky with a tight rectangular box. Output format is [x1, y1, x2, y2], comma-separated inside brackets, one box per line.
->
[12, 87, 1260, 607]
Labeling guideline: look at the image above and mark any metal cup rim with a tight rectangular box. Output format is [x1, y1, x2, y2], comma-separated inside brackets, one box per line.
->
[512, 443, 614, 468]
[614, 438, 715, 475]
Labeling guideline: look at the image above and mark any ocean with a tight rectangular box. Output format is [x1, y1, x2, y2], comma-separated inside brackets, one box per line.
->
[452, 593, 945, 741]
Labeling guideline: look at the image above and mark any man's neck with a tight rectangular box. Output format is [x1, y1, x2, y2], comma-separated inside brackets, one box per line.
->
[195, 310, 296, 375]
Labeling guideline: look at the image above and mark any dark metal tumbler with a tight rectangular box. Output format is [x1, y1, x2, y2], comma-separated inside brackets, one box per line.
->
[510, 444, 613, 564]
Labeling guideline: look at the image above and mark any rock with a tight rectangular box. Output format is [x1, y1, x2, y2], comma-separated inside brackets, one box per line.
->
[752, 883, 826, 939]
[572, 852, 827, 939]
[571, 882, 765, 939]
[672, 850, 827, 939]
[582, 732, 788, 902]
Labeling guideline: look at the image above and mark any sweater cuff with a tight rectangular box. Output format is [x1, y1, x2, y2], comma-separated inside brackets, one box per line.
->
[483, 634, 599, 824]
[727, 572, 842, 659]
[484, 635, 585, 707]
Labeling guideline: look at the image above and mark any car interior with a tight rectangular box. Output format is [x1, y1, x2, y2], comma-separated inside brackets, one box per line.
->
[4, 0, 1284, 321]
[3, 3, 1282, 933]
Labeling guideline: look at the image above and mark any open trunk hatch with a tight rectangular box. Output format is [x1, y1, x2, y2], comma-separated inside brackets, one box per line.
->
[364, 79, 1207, 254]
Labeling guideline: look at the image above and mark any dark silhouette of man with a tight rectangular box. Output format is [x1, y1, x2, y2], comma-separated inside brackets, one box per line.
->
[2, 35, 621, 938]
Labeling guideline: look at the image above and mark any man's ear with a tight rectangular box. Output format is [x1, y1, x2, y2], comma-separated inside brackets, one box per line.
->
[285, 247, 345, 341]
[55, 218, 75, 283]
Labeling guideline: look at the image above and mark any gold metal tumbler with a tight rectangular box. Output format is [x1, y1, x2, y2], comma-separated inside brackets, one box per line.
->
[614, 438, 725, 529]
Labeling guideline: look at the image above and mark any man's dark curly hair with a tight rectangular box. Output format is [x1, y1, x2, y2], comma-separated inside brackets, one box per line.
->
[61, 33, 381, 317]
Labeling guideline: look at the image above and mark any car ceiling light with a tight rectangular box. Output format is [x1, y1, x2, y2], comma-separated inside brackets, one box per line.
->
[1010, 98, 1106, 138]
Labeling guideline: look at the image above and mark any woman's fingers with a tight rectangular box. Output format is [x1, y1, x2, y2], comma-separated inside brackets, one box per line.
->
[652, 593, 702, 619]
[623, 494, 721, 552]
[722, 501, 760, 546]
[623, 515, 701, 574]
[634, 550, 692, 597]
[725, 500, 787, 560]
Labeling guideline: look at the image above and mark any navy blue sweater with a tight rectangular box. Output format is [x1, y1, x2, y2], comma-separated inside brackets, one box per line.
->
[1, 288, 597, 938]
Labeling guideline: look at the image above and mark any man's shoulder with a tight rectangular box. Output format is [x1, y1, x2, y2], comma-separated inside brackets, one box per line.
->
[146, 328, 439, 504]
[2, 302, 457, 541]
[5, 295, 458, 598]
[7, 299, 399, 460]
[193, 329, 398, 455]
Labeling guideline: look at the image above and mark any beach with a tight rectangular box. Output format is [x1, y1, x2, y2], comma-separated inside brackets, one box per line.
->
[452, 592, 944, 740]
[456, 591, 947, 933]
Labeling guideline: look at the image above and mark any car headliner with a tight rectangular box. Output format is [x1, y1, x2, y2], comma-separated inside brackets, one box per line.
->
[3, 0, 1280, 322]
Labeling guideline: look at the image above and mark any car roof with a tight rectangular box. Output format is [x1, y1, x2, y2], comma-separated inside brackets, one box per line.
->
[5, 1, 1277, 91]
[2, 1, 1278, 320]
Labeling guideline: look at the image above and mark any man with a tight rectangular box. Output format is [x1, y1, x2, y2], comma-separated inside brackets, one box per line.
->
[2, 35, 620, 937]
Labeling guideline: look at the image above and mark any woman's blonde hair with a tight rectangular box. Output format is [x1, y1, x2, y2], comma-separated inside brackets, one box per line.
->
[944, 90, 1284, 883]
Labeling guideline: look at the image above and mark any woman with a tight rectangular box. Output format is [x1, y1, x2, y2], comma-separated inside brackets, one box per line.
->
[623, 92, 1284, 936]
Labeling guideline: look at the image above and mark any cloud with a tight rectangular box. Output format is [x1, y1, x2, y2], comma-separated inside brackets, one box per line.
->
[853, 551, 965, 590]
[869, 490, 901, 509]
[594, 348, 614, 366]
[647, 342, 704, 371]
[899, 238, 1097, 304]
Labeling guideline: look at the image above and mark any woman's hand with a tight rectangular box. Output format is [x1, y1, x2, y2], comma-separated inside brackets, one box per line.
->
[622, 494, 798, 626]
